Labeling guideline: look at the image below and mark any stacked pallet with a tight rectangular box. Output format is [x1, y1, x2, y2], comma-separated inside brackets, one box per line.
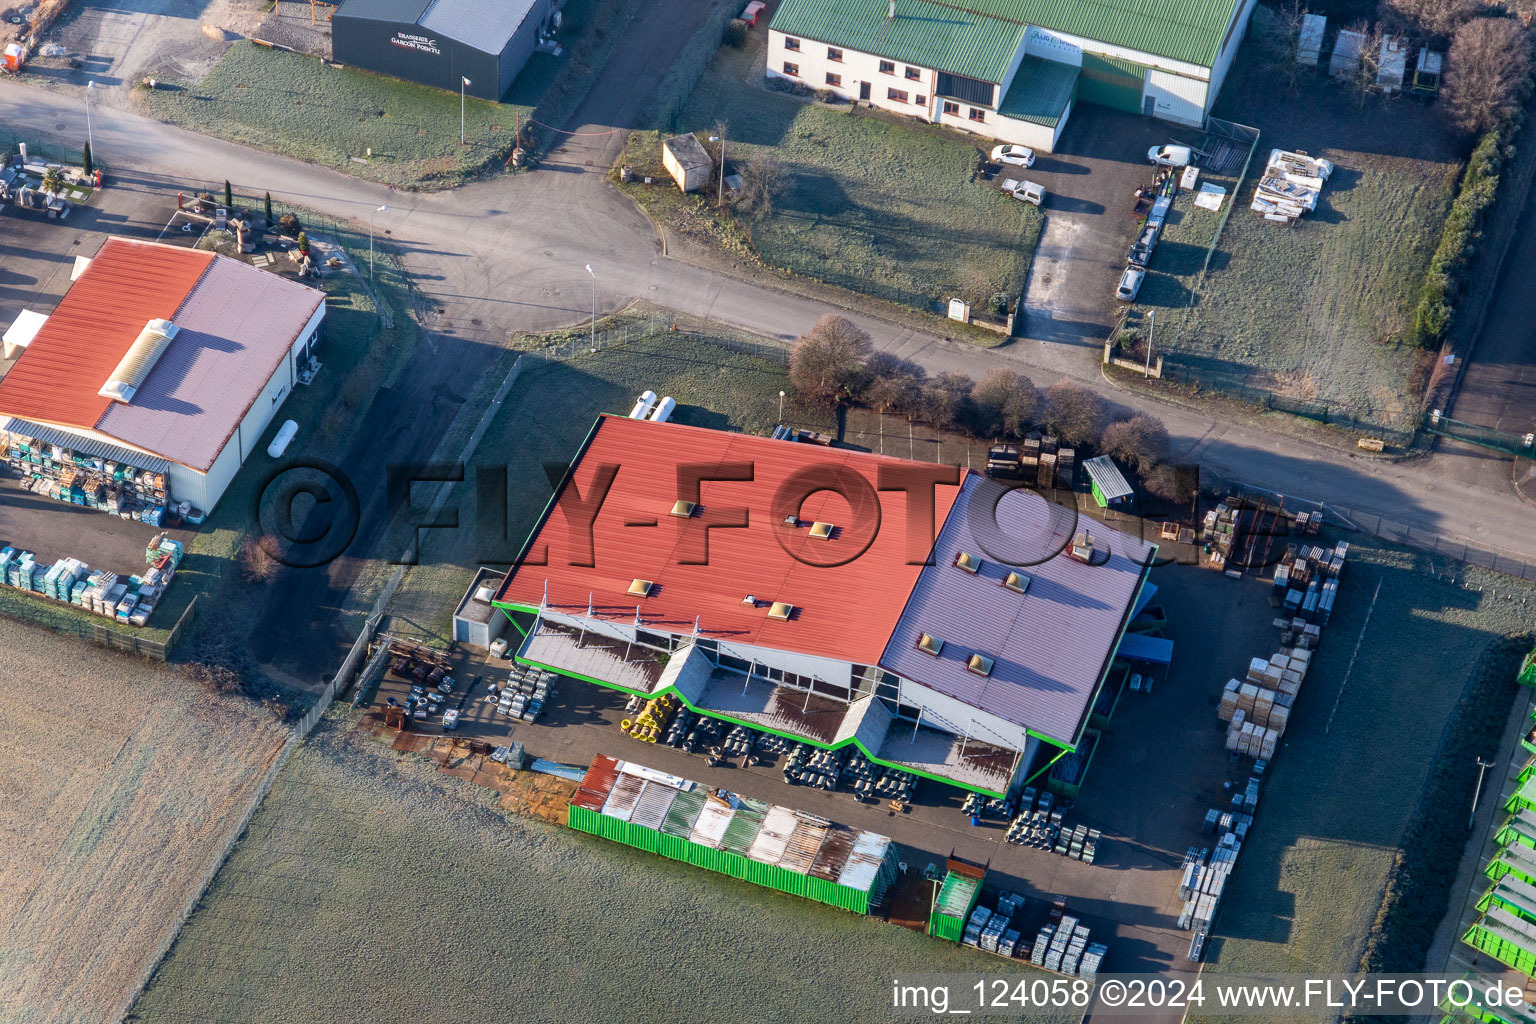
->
[1056, 447, 1075, 489]
[3, 426, 173, 523]
[0, 538, 179, 627]
[1020, 433, 1042, 470]
[1251, 149, 1334, 223]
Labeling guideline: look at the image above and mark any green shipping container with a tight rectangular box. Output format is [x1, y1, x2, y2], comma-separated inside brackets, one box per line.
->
[1463, 906, 1536, 977]
[928, 870, 982, 941]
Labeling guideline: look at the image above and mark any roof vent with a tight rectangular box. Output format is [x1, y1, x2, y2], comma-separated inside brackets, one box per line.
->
[627, 578, 655, 597]
[670, 499, 697, 518]
[916, 632, 944, 656]
[955, 551, 981, 574]
[742, 594, 757, 606]
[1069, 530, 1095, 564]
[474, 585, 495, 603]
[781, 514, 799, 528]
[967, 653, 994, 676]
[767, 601, 794, 621]
[99, 318, 179, 404]
[1002, 571, 1030, 594]
[809, 521, 834, 540]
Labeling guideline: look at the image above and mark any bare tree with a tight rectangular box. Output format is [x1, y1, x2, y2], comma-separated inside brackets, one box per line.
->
[789, 315, 874, 409]
[1042, 381, 1108, 446]
[730, 151, 785, 220]
[1444, 17, 1532, 135]
[240, 535, 282, 584]
[1272, 0, 1310, 89]
[864, 353, 925, 417]
[1347, 21, 1386, 109]
[1144, 463, 1196, 505]
[921, 372, 973, 430]
[971, 368, 1037, 437]
[1377, 0, 1479, 42]
[1100, 414, 1171, 472]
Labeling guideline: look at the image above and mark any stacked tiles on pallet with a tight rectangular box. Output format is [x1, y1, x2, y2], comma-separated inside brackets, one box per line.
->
[1, 542, 175, 628]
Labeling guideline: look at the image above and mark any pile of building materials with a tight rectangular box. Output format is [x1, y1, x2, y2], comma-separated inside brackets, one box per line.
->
[620, 692, 676, 741]
[3, 424, 175, 524]
[1219, 647, 1311, 755]
[0, 534, 181, 627]
[1251, 149, 1335, 223]
[1029, 901, 1107, 978]
[496, 664, 551, 722]
[1177, 834, 1241, 960]
[964, 890, 1025, 957]
[1272, 541, 1345, 638]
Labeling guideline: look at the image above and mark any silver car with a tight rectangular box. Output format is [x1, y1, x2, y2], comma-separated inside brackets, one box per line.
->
[1116, 265, 1146, 301]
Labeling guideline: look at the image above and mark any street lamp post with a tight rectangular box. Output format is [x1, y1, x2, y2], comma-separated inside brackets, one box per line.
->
[1471, 757, 1496, 830]
[709, 133, 726, 208]
[585, 264, 596, 352]
[1144, 309, 1155, 379]
[779, 389, 785, 423]
[85, 80, 95, 157]
[369, 204, 387, 280]
[461, 77, 472, 146]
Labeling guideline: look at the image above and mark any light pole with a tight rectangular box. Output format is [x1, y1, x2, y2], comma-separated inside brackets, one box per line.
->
[460, 76, 471, 146]
[779, 389, 785, 423]
[369, 204, 386, 279]
[1471, 757, 1496, 830]
[585, 264, 596, 352]
[1144, 309, 1155, 379]
[85, 80, 95, 158]
[709, 133, 726, 208]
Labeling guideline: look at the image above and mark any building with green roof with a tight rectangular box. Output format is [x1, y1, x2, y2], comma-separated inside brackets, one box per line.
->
[767, 0, 1256, 151]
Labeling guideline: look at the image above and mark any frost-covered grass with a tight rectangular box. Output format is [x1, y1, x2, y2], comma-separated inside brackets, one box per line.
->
[131, 718, 1049, 1024]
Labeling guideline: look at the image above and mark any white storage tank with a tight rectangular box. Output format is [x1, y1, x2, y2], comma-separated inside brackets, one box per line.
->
[649, 396, 677, 423]
[629, 390, 658, 419]
[267, 420, 299, 458]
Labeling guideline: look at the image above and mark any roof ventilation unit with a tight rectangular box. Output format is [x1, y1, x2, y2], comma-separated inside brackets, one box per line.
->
[808, 521, 834, 540]
[627, 578, 655, 597]
[967, 653, 994, 677]
[955, 551, 981, 574]
[741, 595, 758, 606]
[916, 632, 944, 656]
[98, 318, 179, 404]
[1069, 531, 1095, 564]
[781, 514, 799, 528]
[1002, 571, 1030, 594]
[670, 499, 697, 518]
[767, 601, 794, 621]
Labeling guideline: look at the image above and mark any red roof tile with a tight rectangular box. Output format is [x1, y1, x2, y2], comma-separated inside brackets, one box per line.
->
[496, 416, 965, 665]
[0, 239, 213, 429]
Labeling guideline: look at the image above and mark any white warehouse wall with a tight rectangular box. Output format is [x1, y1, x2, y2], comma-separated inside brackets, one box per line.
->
[1207, 0, 1258, 110]
[1143, 70, 1208, 126]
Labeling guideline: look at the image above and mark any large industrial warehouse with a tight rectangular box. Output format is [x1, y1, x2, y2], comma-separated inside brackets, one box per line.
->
[331, 0, 552, 100]
[0, 237, 325, 514]
[494, 415, 1155, 798]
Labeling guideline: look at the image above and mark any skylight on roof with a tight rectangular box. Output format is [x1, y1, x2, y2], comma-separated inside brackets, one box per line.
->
[1003, 571, 1030, 594]
[767, 601, 794, 621]
[955, 551, 981, 574]
[627, 579, 654, 597]
[968, 653, 994, 677]
[917, 632, 944, 656]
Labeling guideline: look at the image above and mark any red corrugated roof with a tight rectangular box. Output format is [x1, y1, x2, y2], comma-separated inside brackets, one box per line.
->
[496, 416, 964, 665]
[0, 239, 213, 429]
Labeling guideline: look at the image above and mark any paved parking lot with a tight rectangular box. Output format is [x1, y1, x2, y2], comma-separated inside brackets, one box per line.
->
[0, 473, 193, 571]
[1012, 106, 1200, 376]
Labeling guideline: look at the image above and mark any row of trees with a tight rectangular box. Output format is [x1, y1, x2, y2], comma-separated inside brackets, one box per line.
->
[787, 316, 1189, 500]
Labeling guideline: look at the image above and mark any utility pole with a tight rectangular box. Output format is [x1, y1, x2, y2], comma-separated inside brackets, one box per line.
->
[85, 81, 95, 156]
[369, 204, 386, 280]
[1144, 309, 1155, 379]
[1471, 757, 1496, 830]
[709, 132, 726, 208]
[460, 76, 471, 146]
[585, 264, 596, 352]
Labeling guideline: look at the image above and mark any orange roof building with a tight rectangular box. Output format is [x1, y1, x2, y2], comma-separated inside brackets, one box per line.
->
[0, 238, 325, 512]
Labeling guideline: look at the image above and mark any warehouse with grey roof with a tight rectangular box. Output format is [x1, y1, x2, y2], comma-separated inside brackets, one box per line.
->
[331, 0, 551, 100]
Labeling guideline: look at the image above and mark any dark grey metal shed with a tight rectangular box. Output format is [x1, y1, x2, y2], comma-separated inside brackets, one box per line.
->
[331, 0, 550, 100]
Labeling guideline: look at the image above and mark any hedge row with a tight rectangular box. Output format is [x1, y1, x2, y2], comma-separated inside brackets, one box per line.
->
[1408, 111, 1525, 348]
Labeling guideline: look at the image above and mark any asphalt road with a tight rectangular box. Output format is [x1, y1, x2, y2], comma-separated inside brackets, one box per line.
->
[2, 82, 1533, 575]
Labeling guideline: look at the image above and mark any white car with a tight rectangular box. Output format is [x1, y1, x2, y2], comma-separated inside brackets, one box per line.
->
[1002, 178, 1045, 206]
[1148, 145, 1193, 167]
[991, 144, 1036, 168]
[1115, 265, 1146, 302]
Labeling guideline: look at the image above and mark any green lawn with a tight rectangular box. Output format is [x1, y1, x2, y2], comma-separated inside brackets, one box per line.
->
[619, 33, 1043, 313]
[377, 318, 790, 643]
[1136, 50, 1461, 429]
[1194, 539, 1535, 1019]
[142, 0, 642, 189]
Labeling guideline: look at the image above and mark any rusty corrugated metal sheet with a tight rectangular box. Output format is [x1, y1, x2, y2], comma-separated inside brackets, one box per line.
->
[689, 796, 736, 849]
[0, 239, 212, 430]
[779, 816, 829, 874]
[497, 416, 964, 665]
[599, 773, 646, 820]
[807, 825, 856, 881]
[572, 754, 620, 810]
[747, 806, 798, 864]
[95, 253, 324, 471]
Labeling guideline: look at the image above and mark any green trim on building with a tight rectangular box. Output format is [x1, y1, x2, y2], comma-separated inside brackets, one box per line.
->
[567, 804, 888, 914]
[1077, 52, 1148, 113]
[997, 56, 1078, 128]
[518, 653, 1027, 797]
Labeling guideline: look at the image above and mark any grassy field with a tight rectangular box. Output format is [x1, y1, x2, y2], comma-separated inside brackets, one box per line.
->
[142, 0, 641, 189]
[617, 31, 1042, 312]
[0, 617, 288, 1024]
[376, 317, 791, 643]
[1137, 54, 1461, 429]
[1194, 538, 1536, 1020]
[128, 717, 1048, 1024]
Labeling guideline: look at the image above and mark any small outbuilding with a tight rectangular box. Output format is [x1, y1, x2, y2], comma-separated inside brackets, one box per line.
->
[1329, 28, 1365, 80]
[1377, 35, 1407, 94]
[661, 134, 714, 194]
[1083, 455, 1134, 508]
[453, 567, 510, 648]
[1297, 14, 1326, 66]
